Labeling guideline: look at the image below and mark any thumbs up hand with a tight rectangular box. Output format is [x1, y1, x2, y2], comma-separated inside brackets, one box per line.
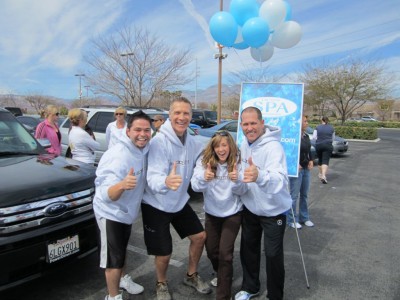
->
[228, 163, 238, 182]
[243, 157, 258, 183]
[165, 161, 182, 191]
[204, 163, 215, 181]
[122, 167, 137, 190]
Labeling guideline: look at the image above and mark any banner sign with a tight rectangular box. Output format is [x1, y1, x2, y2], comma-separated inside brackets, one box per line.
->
[237, 82, 304, 177]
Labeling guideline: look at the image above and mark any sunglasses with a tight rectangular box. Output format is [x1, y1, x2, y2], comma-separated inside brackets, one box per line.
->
[212, 130, 229, 138]
[115, 113, 124, 116]
[55, 112, 60, 116]
[152, 119, 161, 122]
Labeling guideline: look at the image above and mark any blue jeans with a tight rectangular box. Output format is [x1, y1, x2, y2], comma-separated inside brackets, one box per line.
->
[288, 168, 311, 224]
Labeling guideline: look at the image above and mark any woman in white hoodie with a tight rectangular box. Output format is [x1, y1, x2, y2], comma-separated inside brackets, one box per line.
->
[191, 130, 247, 300]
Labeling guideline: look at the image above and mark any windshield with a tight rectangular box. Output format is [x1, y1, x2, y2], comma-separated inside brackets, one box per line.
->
[0, 111, 42, 155]
[204, 111, 217, 121]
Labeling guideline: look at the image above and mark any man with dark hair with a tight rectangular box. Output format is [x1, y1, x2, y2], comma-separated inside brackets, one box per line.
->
[235, 106, 292, 300]
[142, 97, 211, 300]
[93, 110, 152, 300]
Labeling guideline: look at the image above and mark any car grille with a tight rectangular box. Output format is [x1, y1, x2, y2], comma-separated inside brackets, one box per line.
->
[0, 188, 95, 235]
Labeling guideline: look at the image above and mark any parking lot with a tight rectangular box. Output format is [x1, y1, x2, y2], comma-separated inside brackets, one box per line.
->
[1, 129, 399, 300]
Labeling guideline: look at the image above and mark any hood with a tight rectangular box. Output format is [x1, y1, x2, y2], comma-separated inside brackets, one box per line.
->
[159, 119, 188, 148]
[250, 125, 281, 147]
[0, 154, 96, 207]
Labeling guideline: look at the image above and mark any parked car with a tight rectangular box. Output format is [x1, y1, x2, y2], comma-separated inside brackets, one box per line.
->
[60, 106, 202, 164]
[191, 109, 218, 128]
[198, 120, 238, 139]
[0, 108, 97, 291]
[16, 115, 41, 135]
[306, 126, 349, 155]
[4, 107, 23, 117]
[361, 116, 378, 122]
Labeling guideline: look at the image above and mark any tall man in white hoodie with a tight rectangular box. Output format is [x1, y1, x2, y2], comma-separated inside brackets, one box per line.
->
[93, 111, 152, 300]
[142, 97, 211, 300]
[235, 107, 292, 300]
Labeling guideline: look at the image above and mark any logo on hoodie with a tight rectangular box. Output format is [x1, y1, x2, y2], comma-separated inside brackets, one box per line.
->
[242, 97, 297, 117]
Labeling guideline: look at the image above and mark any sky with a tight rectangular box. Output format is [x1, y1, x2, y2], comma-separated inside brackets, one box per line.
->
[0, 0, 399, 100]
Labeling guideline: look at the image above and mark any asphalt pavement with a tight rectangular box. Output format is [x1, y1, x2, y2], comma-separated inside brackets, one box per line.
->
[1, 128, 399, 300]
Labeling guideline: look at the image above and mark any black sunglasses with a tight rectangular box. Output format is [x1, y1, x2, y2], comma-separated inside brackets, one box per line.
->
[55, 112, 60, 116]
[115, 113, 124, 116]
[212, 130, 229, 138]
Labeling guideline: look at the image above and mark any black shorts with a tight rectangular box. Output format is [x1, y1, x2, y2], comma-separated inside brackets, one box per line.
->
[316, 143, 333, 166]
[96, 217, 131, 269]
[141, 203, 204, 256]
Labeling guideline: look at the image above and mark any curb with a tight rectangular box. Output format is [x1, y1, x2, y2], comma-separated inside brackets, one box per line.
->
[347, 138, 381, 143]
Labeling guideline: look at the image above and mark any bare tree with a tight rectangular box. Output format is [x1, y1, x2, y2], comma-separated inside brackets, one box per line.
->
[376, 99, 395, 121]
[299, 59, 393, 124]
[223, 95, 240, 115]
[84, 26, 193, 107]
[24, 94, 56, 115]
[151, 90, 182, 110]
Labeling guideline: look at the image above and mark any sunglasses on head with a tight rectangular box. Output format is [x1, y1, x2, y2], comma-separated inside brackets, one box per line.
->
[212, 130, 229, 138]
[115, 113, 124, 116]
[55, 112, 60, 116]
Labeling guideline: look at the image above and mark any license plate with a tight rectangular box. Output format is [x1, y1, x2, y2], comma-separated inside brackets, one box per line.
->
[47, 235, 80, 263]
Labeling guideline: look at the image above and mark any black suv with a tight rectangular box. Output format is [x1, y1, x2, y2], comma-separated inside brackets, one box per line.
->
[191, 109, 217, 128]
[0, 108, 98, 291]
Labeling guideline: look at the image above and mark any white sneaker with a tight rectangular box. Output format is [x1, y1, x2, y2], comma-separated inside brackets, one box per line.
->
[105, 294, 123, 300]
[288, 222, 302, 229]
[304, 220, 314, 227]
[210, 277, 218, 287]
[119, 274, 144, 295]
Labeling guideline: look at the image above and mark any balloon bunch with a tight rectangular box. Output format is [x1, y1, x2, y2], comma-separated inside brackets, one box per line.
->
[209, 0, 301, 62]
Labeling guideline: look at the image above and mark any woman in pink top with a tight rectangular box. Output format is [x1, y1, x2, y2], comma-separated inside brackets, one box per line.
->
[35, 105, 62, 156]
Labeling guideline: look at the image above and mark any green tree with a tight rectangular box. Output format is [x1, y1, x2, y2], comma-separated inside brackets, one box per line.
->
[299, 59, 393, 124]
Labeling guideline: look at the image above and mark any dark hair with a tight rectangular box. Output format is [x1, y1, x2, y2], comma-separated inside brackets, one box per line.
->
[321, 116, 329, 124]
[127, 110, 152, 129]
[241, 106, 263, 121]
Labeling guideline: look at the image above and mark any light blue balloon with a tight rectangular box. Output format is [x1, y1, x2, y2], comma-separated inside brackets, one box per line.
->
[242, 17, 270, 48]
[232, 41, 249, 50]
[209, 11, 238, 47]
[229, 0, 260, 26]
[284, 1, 292, 21]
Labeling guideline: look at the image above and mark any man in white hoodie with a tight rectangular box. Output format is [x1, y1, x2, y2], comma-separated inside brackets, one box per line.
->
[235, 107, 292, 300]
[93, 111, 151, 300]
[142, 97, 211, 300]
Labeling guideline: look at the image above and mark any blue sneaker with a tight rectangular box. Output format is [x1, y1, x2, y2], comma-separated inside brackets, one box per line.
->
[235, 290, 260, 300]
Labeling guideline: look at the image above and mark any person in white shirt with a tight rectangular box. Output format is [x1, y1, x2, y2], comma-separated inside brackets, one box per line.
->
[106, 107, 127, 149]
[67, 108, 100, 164]
[191, 130, 247, 300]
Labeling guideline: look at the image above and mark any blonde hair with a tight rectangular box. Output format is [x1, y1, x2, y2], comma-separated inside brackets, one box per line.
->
[201, 132, 240, 175]
[68, 108, 86, 126]
[45, 105, 58, 117]
[115, 107, 127, 116]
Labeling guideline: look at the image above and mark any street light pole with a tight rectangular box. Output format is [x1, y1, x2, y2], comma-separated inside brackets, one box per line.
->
[121, 52, 134, 103]
[74, 74, 85, 103]
[84, 85, 90, 98]
[215, 0, 225, 124]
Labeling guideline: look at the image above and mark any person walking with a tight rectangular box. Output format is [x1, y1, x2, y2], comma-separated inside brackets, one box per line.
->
[191, 130, 247, 300]
[106, 107, 127, 149]
[235, 107, 291, 300]
[142, 97, 211, 300]
[35, 104, 62, 156]
[93, 111, 152, 300]
[287, 115, 315, 229]
[151, 114, 165, 137]
[67, 108, 100, 165]
[312, 116, 335, 184]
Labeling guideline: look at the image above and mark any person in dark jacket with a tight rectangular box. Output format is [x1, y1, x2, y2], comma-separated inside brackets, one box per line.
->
[288, 115, 315, 229]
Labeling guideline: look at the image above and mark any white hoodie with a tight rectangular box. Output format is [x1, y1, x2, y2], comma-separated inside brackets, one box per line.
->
[191, 157, 247, 217]
[143, 119, 203, 213]
[93, 132, 149, 224]
[239, 125, 292, 217]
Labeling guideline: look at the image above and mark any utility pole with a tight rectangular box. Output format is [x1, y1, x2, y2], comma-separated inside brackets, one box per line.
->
[74, 73, 85, 105]
[121, 52, 134, 104]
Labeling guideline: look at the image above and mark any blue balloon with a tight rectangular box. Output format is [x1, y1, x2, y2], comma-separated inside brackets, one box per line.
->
[232, 41, 249, 50]
[229, 0, 259, 26]
[209, 11, 238, 47]
[242, 17, 270, 48]
[284, 1, 292, 21]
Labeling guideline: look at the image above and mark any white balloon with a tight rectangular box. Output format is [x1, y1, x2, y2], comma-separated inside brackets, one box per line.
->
[259, 0, 286, 30]
[270, 21, 302, 49]
[250, 42, 274, 62]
